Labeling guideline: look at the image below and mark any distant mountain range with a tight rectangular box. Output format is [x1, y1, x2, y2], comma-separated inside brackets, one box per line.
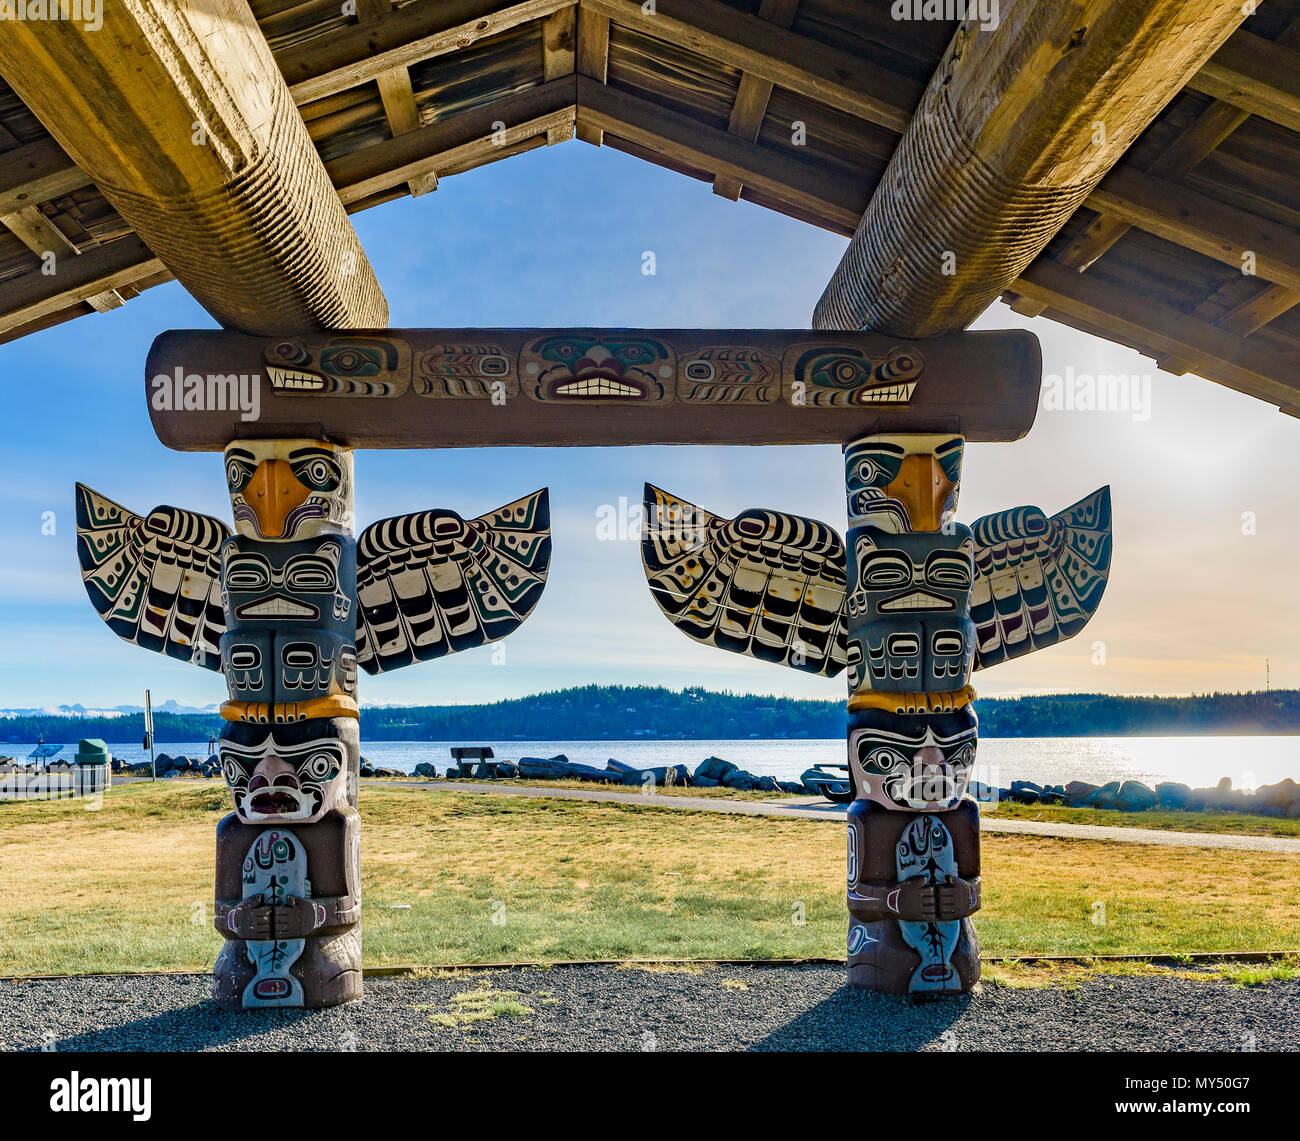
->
[0, 699, 221, 718]
[1, 685, 1297, 745]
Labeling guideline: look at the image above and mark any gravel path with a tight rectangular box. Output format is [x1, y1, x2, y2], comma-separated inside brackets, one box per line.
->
[2, 965, 1294, 1052]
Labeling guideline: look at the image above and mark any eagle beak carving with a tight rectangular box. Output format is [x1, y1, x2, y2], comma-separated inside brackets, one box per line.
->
[244, 459, 310, 538]
[885, 454, 954, 532]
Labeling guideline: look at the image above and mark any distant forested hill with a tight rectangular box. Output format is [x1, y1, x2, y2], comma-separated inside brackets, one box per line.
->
[1, 686, 1297, 747]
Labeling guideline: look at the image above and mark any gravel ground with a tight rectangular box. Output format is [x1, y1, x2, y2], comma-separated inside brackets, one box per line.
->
[1, 964, 1295, 1052]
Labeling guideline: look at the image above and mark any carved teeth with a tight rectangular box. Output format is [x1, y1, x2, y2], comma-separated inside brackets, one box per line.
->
[267, 366, 325, 391]
[235, 595, 319, 619]
[553, 378, 642, 398]
[878, 590, 954, 612]
[855, 381, 917, 404]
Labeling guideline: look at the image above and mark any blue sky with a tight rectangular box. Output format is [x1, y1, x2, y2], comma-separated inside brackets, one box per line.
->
[1, 140, 1295, 709]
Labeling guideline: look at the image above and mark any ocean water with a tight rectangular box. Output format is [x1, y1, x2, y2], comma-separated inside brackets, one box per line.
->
[13, 736, 1298, 791]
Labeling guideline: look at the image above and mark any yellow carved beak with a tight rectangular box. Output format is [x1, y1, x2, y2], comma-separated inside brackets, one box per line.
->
[243, 459, 310, 539]
[885, 454, 954, 532]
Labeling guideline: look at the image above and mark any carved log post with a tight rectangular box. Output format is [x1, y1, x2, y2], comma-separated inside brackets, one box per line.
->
[843, 433, 982, 996]
[211, 438, 363, 1008]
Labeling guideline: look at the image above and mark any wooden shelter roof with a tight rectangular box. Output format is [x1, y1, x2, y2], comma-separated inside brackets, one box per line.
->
[1, 1, 1297, 414]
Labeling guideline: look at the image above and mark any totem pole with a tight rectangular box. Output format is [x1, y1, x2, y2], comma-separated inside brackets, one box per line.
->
[75, 435, 551, 1008]
[642, 436, 1111, 997]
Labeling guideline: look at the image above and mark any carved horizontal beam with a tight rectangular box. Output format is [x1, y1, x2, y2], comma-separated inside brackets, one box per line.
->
[146, 328, 1041, 450]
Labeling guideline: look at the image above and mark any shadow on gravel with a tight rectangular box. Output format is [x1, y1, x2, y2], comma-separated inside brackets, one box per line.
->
[751, 984, 970, 1051]
[47, 1003, 327, 1053]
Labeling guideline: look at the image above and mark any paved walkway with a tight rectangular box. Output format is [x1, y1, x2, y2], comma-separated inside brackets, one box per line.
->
[376, 779, 1300, 854]
[118, 775, 1299, 853]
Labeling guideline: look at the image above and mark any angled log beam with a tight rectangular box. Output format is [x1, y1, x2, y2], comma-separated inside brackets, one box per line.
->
[582, 0, 920, 132]
[576, 77, 867, 233]
[1011, 18, 1300, 319]
[0, 235, 164, 335]
[814, 0, 1251, 335]
[283, 0, 571, 104]
[542, 6, 578, 144]
[1011, 260, 1299, 410]
[713, 0, 800, 202]
[1189, 29, 1300, 134]
[357, 0, 438, 198]
[326, 81, 577, 206]
[0, 1, 387, 334]
[575, 7, 611, 145]
[0, 206, 124, 312]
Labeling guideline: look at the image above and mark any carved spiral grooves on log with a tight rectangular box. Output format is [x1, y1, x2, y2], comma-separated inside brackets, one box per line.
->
[813, 81, 1093, 336]
[104, 80, 387, 334]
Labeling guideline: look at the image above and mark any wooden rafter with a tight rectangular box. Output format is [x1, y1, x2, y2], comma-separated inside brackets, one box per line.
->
[542, 6, 577, 145]
[357, 0, 438, 198]
[282, 0, 571, 104]
[576, 77, 867, 233]
[582, 0, 919, 132]
[0, 205, 123, 312]
[575, 6, 610, 145]
[1012, 260, 1300, 410]
[326, 81, 576, 206]
[712, 0, 800, 202]
[1189, 28, 1300, 134]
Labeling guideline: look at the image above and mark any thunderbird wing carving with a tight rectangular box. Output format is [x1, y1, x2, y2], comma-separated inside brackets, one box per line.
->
[354, 489, 551, 674]
[74, 482, 229, 670]
[641, 483, 848, 677]
[970, 486, 1112, 670]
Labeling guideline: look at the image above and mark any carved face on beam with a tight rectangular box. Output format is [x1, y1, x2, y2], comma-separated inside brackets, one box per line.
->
[521, 333, 675, 401]
[849, 707, 977, 811]
[262, 336, 411, 396]
[844, 434, 963, 532]
[787, 345, 923, 408]
[846, 525, 976, 693]
[219, 718, 357, 824]
[224, 439, 354, 540]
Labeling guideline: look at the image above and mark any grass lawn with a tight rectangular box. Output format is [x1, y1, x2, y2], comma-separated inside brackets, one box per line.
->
[980, 800, 1300, 838]
[1, 781, 1298, 977]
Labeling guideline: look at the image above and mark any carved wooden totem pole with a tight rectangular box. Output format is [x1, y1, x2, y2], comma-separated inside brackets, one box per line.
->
[76, 432, 551, 1008]
[642, 430, 1111, 997]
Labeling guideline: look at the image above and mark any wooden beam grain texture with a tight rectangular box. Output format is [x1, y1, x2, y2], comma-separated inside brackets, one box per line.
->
[814, 0, 1253, 335]
[0, 0, 388, 334]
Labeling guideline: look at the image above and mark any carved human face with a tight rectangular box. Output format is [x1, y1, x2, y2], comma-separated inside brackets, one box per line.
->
[849, 707, 977, 811]
[846, 525, 976, 693]
[224, 439, 353, 540]
[219, 719, 357, 823]
[522, 333, 674, 401]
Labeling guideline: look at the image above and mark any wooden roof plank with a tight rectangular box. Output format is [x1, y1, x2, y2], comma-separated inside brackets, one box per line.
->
[282, 0, 571, 103]
[575, 7, 611, 145]
[1013, 259, 1299, 409]
[1189, 28, 1300, 134]
[582, 0, 920, 132]
[577, 75, 865, 232]
[713, 0, 800, 202]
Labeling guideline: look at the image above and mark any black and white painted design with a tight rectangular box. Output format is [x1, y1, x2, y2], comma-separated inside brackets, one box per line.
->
[74, 482, 229, 670]
[355, 489, 552, 673]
